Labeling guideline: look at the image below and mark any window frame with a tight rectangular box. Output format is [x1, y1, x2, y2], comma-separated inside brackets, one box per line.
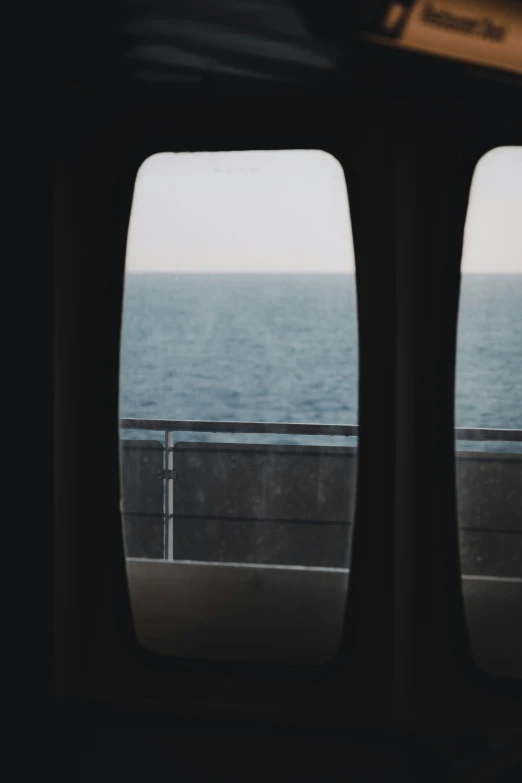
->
[392, 98, 522, 731]
[52, 91, 522, 730]
[54, 95, 397, 727]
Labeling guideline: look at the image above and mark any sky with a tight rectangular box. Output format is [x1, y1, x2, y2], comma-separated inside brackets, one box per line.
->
[125, 146, 521, 274]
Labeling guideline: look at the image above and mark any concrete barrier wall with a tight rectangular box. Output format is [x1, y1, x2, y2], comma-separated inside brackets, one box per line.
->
[120, 441, 520, 672]
[120, 440, 521, 574]
[456, 451, 521, 578]
[120, 440, 165, 558]
[171, 443, 356, 567]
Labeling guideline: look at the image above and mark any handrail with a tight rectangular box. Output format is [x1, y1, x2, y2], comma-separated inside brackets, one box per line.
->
[120, 418, 522, 441]
[119, 419, 358, 436]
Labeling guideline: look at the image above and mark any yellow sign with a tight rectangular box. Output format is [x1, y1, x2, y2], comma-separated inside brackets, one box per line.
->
[367, 0, 522, 75]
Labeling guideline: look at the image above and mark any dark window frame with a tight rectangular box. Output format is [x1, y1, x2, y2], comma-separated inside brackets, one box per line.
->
[52, 92, 522, 730]
[54, 96, 397, 726]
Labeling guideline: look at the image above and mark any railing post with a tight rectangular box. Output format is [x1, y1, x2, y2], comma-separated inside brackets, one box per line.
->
[163, 430, 168, 559]
[167, 430, 174, 561]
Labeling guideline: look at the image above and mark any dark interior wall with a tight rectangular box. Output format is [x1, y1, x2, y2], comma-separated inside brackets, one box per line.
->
[9, 99, 53, 707]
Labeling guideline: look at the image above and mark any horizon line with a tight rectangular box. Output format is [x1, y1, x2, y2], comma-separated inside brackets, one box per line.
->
[125, 270, 522, 275]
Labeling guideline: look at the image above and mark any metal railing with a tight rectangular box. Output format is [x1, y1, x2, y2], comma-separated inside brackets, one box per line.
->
[120, 419, 360, 560]
[120, 418, 522, 441]
[119, 419, 521, 561]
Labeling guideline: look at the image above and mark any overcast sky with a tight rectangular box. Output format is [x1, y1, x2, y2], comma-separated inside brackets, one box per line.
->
[125, 146, 521, 274]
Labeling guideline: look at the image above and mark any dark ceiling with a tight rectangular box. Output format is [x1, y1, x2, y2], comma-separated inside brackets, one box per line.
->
[22, 0, 521, 97]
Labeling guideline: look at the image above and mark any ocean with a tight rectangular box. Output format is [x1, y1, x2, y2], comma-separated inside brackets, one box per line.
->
[119, 273, 521, 451]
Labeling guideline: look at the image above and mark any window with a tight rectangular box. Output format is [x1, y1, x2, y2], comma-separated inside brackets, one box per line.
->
[119, 149, 359, 664]
[456, 147, 522, 679]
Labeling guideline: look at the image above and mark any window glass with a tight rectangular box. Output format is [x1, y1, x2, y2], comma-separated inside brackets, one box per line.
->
[456, 147, 522, 679]
[119, 150, 359, 664]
